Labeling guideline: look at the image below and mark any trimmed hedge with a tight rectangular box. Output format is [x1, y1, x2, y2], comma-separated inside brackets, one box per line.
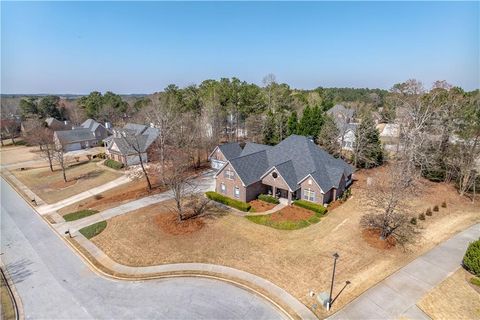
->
[292, 199, 327, 216]
[258, 194, 280, 204]
[463, 239, 480, 276]
[206, 191, 251, 212]
[104, 159, 124, 170]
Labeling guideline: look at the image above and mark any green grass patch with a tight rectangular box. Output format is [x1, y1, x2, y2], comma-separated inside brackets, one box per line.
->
[206, 191, 251, 212]
[246, 213, 320, 230]
[79, 221, 107, 239]
[470, 276, 480, 287]
[63, 209, 99, 222]
[104, 159, 124, 170]
[258, 194, 280, 204]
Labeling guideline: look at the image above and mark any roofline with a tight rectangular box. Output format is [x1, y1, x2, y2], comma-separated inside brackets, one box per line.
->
[297, 173, 326, 194]
[214, 160, 247, 188]
[208, 146, 220, 160]
[258, 165, 294, 192]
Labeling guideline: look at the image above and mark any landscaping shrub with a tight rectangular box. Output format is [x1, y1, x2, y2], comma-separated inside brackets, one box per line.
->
[79, 221, 107, 239]
[63, 209, 99, 222]
[258, 194, 280, 204]
[206, 191, 251, 212]
[463, 239, 480, 276]
[470, 277, 480, 287]
[340, 188, 352, 202]
[96, 152, 106, 159]
[433, 205, 439, 212]
[293, 200, 327, 216]
[419, 213, 425, 220]
[441, 201, 447, 208]
[426, 208, 432, 216]
[104, 159, 124, 170]
[410, 217, 417, 225]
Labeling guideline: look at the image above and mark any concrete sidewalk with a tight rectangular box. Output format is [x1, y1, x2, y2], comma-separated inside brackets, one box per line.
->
[37, 175, 131, 215]
[329, 223, 480, 320]
[55, 171, 216, 234]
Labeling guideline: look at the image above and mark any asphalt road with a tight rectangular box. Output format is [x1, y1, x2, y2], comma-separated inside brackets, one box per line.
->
[0, 178, 287, 320]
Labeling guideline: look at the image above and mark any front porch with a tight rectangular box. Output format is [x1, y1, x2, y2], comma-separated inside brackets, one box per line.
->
[264, 185, 298, 205]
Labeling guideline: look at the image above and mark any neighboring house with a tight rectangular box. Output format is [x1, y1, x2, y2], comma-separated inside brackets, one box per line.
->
[379, 123, 400, 153]
[326, 104, 358, 151]
[104, 123, 159, 166]
[214, 135, 354, 206]
[45, 117, 71, 131]
[340, 123, 358, 151]
[53, 119, 110, 151]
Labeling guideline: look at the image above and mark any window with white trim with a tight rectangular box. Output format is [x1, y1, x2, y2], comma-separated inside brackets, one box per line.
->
[234, 186, 240, 198]
[224, 169, 235, 180]
[220, 183, 226, 194]
[303, 188, 315, 202]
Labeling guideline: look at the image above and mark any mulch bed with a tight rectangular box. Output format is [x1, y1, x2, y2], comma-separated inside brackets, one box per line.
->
[249, 200, 276, 212]
[362, 228, 396, 250]
[154, 212, 205, 235]
[269, 205, 314, 222]
[50, 179, 77, 189]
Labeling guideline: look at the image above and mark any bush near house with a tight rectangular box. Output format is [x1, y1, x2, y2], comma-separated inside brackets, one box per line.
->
[463, 239, 480, 276]
[79, 221, 107, 239]
[258, 194, 280, 204]
[104, 159, 124, 170]
[293, 199, 327, 216]
[63, 209, 99, 222]
[206, 191, 251, 212]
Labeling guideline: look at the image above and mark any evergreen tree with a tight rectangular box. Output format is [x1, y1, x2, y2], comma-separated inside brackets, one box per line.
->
[298, 105, 312, 136]
[287, 111, 298, 136]
[311, 105, 324, 137]
[262, 110, 277, 145]
[353, 113, 383, 168]
[317, 114, 340, 156]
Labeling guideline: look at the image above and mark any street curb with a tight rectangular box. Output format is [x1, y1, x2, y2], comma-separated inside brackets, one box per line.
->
[1, 175, 317, 320]
[0, 260, 25, 320]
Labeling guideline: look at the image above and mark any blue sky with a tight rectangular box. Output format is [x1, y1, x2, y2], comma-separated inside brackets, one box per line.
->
[1, 1, 479, 94]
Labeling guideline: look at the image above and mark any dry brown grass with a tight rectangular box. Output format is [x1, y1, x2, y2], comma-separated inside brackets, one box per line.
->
[91, 167, 480, 318]
[418, 268, 480, 320]
[0, 145, 45, 166]
[12, 161, 122, 204]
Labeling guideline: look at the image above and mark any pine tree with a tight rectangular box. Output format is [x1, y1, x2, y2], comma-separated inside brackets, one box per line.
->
[311, 105, 324, 137]
[317, 115, 340, 156]
[353, 113, 383, 168]
[287, 111, 298, 136]
[298, 105, 312, 136]
[262, 110, 277, 145]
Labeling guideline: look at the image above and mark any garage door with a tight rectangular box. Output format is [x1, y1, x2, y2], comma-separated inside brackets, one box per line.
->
[211, 159, 225, 170]
[64, 143, 81, 151]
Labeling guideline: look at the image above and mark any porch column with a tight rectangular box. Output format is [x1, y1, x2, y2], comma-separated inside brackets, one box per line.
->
[272, 186, 277, 198]
[333, 188, 337, 200]
[287, 190, 292, 205]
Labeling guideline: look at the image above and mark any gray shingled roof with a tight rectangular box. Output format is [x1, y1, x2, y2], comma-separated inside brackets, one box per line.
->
[226, 135, 354, 192]
[240, 142, 272, 156]
[218, 142, 243, 160]
[326, 104, 354, 119]
[108, 124, 159, 155]
[55, 128, 96, 144]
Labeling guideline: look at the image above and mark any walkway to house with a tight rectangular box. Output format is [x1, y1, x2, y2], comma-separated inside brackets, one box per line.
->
[329, 223, 480, 320]
[37, 175, 131, 215]
[54, 171, 216, 234]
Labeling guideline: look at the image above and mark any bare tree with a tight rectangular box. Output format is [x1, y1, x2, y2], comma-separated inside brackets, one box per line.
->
[23, 119, 56, 171]
[121, 130, 153, 190]
[317, 114, 341, 156]
[52, 144, 68, 182]
[360, 164, 417, 246]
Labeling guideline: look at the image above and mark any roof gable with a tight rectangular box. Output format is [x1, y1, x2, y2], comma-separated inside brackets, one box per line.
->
[218, 142, 242, 160]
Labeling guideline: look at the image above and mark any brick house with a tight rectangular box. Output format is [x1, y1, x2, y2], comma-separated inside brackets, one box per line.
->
[53, 119, 110, 151]
[213, 135, 354, 206]
[103, 123, 159, 166]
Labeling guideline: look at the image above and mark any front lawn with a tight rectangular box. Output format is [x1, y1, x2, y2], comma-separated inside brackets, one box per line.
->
[63, 209, 99, 222]
[89, 168, 480, 319]
[79, 221, 107, 239]
[12, 161, 123, 204]
[246, 205, 322, 230]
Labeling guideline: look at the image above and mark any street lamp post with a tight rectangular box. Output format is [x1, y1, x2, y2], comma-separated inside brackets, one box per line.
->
[327, 252, 339, 311]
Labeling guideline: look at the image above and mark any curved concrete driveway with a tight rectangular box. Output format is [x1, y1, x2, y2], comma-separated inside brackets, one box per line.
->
[1, 179, 288, 319]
